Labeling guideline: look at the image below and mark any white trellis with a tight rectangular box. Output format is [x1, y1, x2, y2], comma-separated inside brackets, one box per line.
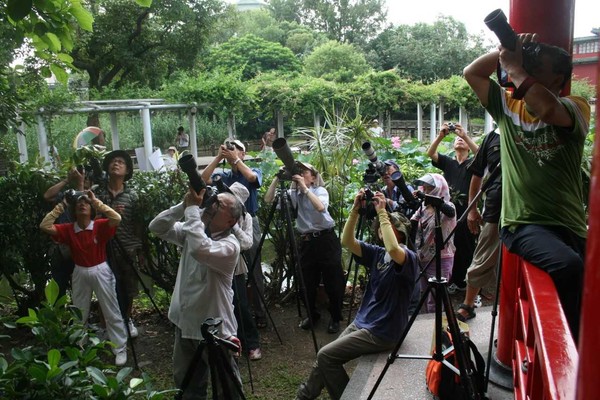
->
[20, 99, 210, 170]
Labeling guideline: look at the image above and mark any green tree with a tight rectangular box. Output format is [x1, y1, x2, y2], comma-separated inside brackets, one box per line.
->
[205, 34, 302, 80]
[70, 0, 226, 92]
[294, 0, 386, 46]
[304, 40, 371, 82]
[368, 16, 488, 83]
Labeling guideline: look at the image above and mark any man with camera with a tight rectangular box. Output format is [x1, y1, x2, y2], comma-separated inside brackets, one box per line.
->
[149, 187, 244, 399]
[464, 33, 590, 339]
[201, 139, 267, 328]
[95, 150, 144, 338]
[295, 190, 417, 400]
[426, 122, 479, 294]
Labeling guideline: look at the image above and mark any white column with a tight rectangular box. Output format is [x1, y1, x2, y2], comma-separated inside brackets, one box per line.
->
[484, 111, 494, 133]
[417, 103, 423, 142]
[141, 106, 153, 170]
[277, 110, 284, 138]
[313, 111, 320, 132]
[459, 106, 468, 131]
[17, 120, 28, 163]
[438, 100, 445, 130]
[227, 112, 235, 139]
[36, 113, 49, 163]
[188, 105, 198, 157]
[109, 112, 120, 150]
[429, 103, 437, 142]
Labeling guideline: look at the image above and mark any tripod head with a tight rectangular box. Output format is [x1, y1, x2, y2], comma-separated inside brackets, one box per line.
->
[201, 317, 240, 353]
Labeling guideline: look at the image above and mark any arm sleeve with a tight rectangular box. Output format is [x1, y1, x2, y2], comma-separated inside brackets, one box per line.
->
[232, 213, 253, 251]
[40, 203, 65, 235]
[377, 209, 406, 265]
[341, 208, 361, 256]
[148, 202, 186, 246]
[91, 198, 121, 226]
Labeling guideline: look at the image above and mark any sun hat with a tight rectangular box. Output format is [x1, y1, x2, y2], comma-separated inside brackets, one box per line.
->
[229, 182, 250, 204]
[103, 150, 134, 181]
[296, 162, 325, 187]
[415, 173, 436, 188]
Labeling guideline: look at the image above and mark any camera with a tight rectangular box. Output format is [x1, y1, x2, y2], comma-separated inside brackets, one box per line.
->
[361, 142, 387, 183]
[447, 122, 456, 132]
[273, 137, 300, 180]
[64, 189, 87, 204]
[77, 157, 106, 183]
[178, 154, 218, 208]
[224, 141, 235, 151]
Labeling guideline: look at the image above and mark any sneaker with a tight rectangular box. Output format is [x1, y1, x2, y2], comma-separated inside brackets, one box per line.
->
[115, 350, 127, 366]
[327, 320, 340, 334]
[447, 283, 466, 295]
[473, 295, 483, 308]
[128, 320, 139, 338]
[249, 348, 262, 361]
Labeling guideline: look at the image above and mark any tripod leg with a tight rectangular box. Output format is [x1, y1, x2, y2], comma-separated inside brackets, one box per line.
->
[485, 244, 503, 391]
[208, 343, 246, 400]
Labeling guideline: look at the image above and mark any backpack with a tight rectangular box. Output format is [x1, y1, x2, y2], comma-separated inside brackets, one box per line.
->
[425, 329, 488, 400]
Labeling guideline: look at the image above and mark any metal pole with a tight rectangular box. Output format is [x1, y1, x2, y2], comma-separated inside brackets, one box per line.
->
[109, 112, 120, 150]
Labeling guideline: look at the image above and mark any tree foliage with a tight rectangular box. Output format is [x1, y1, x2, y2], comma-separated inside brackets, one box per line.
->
[205, 34, 302, 80]
[369, 16, 488, 83]
[71, 0, 226, 92]
[304, 40, 371, 82]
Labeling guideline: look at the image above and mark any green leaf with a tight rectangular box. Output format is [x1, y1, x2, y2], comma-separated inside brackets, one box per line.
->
[28, 364, 47, 381]
[0, 357, 8, 372]
[50, 64, 69, 84]
[47, 348, 61, 368]
[45, 279, 59, 305]
[46, 366, 63, 380]
[129, 377, 144, 388]
[57, 53, 74, 64]
[116, 367, 132, 382]
[92, 383, 109, 397]
[86, 366, 107, 384]
[41, 66, 52, 78]
[42, 32, 62, 52]
[135, 0, 153, 7]
[69, 3, 94, 31]
[7, 0, 33, 21]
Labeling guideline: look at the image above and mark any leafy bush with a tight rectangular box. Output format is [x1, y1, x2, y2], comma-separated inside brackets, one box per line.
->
[0, 280, 174, 399]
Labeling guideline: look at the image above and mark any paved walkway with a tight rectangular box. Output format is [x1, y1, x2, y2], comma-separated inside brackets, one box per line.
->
[341, 306, 513, 400]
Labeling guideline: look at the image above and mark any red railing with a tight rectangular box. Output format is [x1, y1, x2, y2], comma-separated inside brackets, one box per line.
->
[512, 258, 578, 400]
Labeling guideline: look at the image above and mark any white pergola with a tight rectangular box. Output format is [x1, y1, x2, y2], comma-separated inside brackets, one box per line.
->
[18, 99, 211, 169]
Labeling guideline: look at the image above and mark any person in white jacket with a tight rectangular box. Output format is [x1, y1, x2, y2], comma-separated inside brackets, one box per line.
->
[149, 187, 244, 399]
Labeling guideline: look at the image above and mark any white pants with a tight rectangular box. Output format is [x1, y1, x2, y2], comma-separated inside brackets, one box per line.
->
[72, 262, 127, 353]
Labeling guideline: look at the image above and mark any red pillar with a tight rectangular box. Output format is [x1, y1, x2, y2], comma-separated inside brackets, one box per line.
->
[493, 0, 577, 370]
[576, 56, 600, 400]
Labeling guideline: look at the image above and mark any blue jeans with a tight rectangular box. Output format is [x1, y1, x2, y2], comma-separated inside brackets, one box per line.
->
[500, 224, 585, 340]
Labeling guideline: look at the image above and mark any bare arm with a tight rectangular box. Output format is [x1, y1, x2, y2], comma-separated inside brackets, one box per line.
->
[426, 127, 447, 162]
[264, 177, 279, 203]
[454, 124, 479, 154]
[463, 51, 498, 107]
[200, 147, 225, 184]
[43, 168, 84, 203]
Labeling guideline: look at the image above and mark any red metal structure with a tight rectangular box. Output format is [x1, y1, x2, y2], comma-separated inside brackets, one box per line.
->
[491, 0, 600, 398]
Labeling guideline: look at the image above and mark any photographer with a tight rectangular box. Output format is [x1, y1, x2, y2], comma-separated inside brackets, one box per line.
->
[148, 188, 244, 399]
[40, 190, 128, 366]
[95, 150, 144, 338]
[202, 139, 267, 329]
[295, 190, 417, 400]
[411, 173, 457, 313]
[265, 162, 345, 334]
[380, 159, 414, 216]
[464, 33, 590, 339]
[426, 122, 479, 294]
[43, 167, 87, 298]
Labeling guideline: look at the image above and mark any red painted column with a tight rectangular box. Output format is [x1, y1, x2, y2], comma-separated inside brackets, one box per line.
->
[577, 58, 600, 400]
[493, 0, 577, 369]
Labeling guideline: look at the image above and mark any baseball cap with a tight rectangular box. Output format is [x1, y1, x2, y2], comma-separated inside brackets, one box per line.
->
[415, 173, 436, 188]
[372, 119, 379, 123]
[384, 159, 399, 170]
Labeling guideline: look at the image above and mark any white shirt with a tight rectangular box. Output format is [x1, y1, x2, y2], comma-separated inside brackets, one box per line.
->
[232, 212, 253, 275]
[148, 203, 239, 340]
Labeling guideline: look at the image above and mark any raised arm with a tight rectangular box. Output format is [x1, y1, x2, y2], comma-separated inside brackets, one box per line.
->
[88, 191, 121, 227]
[200, 146, 225, 184]
[373, 193, 406, 265]
[463, 51, 498, 107]
[40, 203, 64, 236]
[341, 192, 364, 257]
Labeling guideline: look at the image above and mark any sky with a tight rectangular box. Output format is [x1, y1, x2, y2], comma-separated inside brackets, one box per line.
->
[385, 0, 598, 40]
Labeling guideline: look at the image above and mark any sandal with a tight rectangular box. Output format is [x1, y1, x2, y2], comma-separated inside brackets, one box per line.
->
[456, 303, 476, 322]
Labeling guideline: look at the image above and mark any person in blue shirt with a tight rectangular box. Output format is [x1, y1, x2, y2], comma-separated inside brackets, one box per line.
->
[201, 139, 268, 328]
[295, 190, 418, 400]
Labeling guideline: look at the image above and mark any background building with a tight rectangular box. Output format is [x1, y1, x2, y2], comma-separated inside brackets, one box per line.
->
[573, 28, 599, 87]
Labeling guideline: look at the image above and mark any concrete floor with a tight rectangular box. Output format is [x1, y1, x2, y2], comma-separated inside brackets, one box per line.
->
[341, 306, 514, 400]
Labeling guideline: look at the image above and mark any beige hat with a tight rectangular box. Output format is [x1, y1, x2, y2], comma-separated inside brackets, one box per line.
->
[168, 146, 177, 152]
[229, 182, 249, 204]
[296, 162, 325, 187]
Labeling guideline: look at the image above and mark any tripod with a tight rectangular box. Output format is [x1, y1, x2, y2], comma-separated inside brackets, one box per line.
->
[257, 177, 320, 354]
[367, 195, 482, 400]
[176, 317, 246, 400]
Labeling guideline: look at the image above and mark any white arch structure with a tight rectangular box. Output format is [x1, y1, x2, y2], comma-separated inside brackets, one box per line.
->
[20, 99, 209, 170]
